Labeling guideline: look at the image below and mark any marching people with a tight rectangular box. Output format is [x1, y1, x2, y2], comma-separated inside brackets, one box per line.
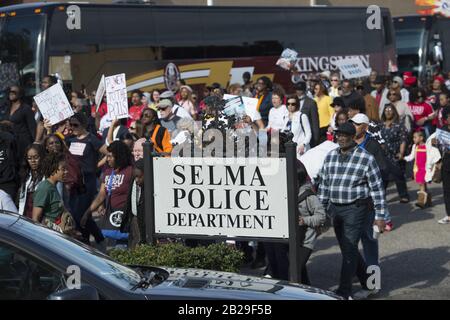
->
[314, 82, 334, 144]
[265, 160, 326, 283]
[284, 95, 312, 156]
[386, 87, 414, 134]
[408, 88, 436, 138]
[267, 89, 289, 131]
[295, 81, 320, 147]
[404, 131, 432, 208]
[82, 141, 134, 248]
[3, 85, 37, 161]
[120, 158, 146, 249]
[318, 121, 386, 299]
[178, 85, 197, 119]
[18, 144, 45, 218]
[380, 104, 410, 205]
[436, 108, 450, 224]
[255, 76, 273, 127]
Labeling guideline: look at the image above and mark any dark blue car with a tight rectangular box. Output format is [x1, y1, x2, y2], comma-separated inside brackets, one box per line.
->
[0, 212, 340, 300]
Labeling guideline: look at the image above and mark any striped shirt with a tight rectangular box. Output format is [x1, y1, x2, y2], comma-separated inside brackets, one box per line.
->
[318, 145, 386, 220]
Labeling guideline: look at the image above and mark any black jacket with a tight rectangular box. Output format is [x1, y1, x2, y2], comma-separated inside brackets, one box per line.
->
[120, 179, 145, 243]
[361, 136, 389, 181]
[342, 91, 365, 110]
[0, 129, 18, 199]
[300, 97, 320, 147]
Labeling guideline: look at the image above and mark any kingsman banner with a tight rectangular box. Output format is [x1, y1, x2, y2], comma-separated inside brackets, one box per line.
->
[153, 158, 289, 239]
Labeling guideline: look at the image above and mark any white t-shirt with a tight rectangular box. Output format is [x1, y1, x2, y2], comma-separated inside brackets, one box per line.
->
[268, 105, 289, 131]
[0, 190, 18, 213]
[170, 104, 192, 119]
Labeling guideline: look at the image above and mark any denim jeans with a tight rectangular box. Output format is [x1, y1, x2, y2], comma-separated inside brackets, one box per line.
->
[330, 201, 370, 298]
[360, 209, 379, 267]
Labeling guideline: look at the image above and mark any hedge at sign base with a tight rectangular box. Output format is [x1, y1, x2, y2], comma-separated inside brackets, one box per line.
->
[109, 242, 244, 273]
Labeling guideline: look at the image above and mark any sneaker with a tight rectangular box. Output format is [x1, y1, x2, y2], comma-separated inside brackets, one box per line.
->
[353, 288, 380, 300]
[384, 221, 394, 232]
[399, 198, 410, 204]
[438, 216, 450, 225]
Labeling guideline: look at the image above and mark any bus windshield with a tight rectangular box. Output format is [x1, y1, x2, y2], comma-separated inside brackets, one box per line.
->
[395, 27, 426, 55]
[0, 14, 44, 98]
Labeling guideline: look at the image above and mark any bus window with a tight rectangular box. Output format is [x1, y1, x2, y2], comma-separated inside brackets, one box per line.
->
[0, 14, 45, 98]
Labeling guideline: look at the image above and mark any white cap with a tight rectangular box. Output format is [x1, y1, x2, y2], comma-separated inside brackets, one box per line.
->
[320, 71, 331, 79]
[350, 113, 370, 125]
[393, 76, 404, 87]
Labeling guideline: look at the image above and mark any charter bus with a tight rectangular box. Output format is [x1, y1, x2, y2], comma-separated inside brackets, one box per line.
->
[394, 14, 450, 84]
[0, 2, 397, 100]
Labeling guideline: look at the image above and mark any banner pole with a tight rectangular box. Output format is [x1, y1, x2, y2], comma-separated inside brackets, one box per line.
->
[286, 141, 301, 283]
[143, 140, 156, 245]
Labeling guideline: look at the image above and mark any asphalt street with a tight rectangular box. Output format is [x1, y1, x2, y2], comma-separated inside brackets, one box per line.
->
[241, 180, 450, 300]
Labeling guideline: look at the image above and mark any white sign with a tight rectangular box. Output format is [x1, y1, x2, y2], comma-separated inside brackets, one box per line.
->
[334, 57, 371, 79]
[153, 157, 289, 239]
[69, 142, 87, 156]
[33, 83, 74, 125]
[224, 94, 259, 121]
[95, 74, 105, 111]
[105, 73, 128, 119]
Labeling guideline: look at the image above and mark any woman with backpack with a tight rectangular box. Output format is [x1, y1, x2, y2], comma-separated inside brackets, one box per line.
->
[284, 95, 312, 157]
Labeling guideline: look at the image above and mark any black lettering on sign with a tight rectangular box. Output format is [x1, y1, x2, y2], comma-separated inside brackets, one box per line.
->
[225, 166, 245, 186]
[208, 166, 222, 185]
[173, 165, 185, 185]
[191, 165, 203, 185]
[173, 188, 186, 208]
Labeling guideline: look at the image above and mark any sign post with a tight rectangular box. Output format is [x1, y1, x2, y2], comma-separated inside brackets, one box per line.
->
[143, 140, 156, 245]
[285, 141, 301, 284]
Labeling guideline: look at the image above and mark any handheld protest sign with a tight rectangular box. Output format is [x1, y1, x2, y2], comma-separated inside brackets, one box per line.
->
[105, 73, 129, 120]
[95, 74, 106, 111]
[33, 83, 74, 126]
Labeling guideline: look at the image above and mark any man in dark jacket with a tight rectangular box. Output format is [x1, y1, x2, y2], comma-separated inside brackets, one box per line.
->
[295, 82, 320, 147]
[0, 123, 18, 201]
[121, 159, 145, 249]
[350, 113, 389, 299]
[341, 79, 366, 111]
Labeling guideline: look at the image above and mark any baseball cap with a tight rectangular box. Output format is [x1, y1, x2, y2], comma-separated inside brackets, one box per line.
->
[393, 76, 404, 87]
[330, 97, 344, 107]
[294, 81, 307, 92]
[334, 122, 356, 136]
[350, 113, 370, 125]
[157, 99, 173, 109]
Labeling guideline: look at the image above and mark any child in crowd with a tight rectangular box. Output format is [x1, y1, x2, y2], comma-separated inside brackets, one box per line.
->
[405, 131, 431, 208]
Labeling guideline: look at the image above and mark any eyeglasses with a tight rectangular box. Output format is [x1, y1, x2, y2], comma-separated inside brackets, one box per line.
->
[331, 79, 339, 82]
[287, 102, 297, 106]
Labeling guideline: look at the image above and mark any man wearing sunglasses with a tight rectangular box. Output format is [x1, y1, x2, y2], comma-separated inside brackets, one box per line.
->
[391, 76, 409, 104]
[158, 99, 181, 138]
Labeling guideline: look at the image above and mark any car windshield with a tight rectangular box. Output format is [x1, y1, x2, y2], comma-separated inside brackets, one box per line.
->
[9, 216, 142, 290]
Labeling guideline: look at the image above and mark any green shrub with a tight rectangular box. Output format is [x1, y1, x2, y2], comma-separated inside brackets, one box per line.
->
[109, 242, 244, 273]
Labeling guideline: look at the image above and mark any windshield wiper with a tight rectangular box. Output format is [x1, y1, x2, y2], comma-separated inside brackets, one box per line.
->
[131, 271, 157, 291]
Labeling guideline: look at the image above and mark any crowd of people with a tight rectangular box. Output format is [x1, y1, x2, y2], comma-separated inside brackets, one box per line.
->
[1, 68, 450, 299]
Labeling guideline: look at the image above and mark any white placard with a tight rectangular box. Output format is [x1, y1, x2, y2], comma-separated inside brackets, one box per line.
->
[95, 74, 105, 111]
[33, 83, 74, 125]
[105, 73, 128, 119]
[224, 94, 259, 121]
[69, 142, 87, 156]
[334, 57, 371, 79]
[153, 157, 289, 239]
[229, 67, 254, 85]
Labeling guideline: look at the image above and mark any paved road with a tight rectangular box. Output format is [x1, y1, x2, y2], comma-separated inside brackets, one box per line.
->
[241, 181, 450, 300]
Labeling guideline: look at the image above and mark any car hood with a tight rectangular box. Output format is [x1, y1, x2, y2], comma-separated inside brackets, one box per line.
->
[133, 266, 341, 300]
